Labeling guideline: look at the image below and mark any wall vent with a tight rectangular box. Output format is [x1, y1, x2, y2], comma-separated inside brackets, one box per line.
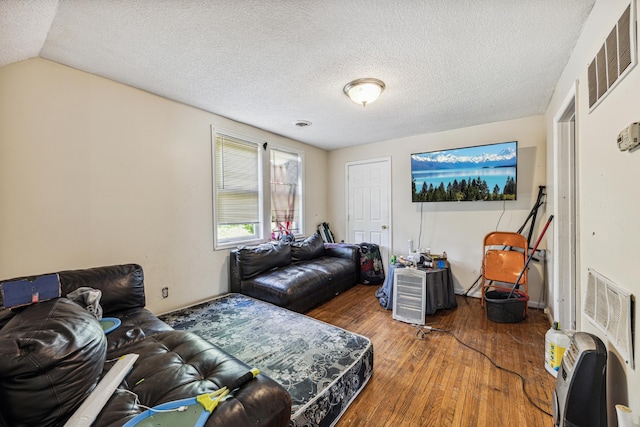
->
[584, 268, 635, 368]
[588, 1, 637, 111]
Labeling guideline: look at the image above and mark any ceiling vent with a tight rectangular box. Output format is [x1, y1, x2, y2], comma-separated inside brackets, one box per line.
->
[584, 268, 635, 368]
[588, 1, 637, 111]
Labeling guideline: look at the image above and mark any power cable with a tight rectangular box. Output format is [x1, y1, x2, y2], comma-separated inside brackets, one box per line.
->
[495, 199, 506, 230]
[417, 201, 424, 250]
[413, 324, 553, 418]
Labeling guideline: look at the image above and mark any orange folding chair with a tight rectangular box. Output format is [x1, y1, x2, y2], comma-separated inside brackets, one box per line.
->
[481, 231, 529, 313]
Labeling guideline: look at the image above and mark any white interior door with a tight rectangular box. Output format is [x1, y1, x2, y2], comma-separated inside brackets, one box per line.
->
[346, 158, 391, 264]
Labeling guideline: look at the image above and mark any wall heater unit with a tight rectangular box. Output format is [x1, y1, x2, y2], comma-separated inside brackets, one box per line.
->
[393, 268, 426, 325]
[584, 268, 635, 368]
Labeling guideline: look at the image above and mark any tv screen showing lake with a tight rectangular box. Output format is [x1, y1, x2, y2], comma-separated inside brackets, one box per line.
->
[411, 141, 517, 202]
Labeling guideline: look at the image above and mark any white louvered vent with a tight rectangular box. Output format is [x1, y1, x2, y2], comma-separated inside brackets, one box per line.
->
[584, 268, 635, 368]
[393, 268, 426, 325]
[588, 1, 637, 111]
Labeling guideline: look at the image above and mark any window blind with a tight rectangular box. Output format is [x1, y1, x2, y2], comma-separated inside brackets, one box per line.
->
[215, 133, 259, 225]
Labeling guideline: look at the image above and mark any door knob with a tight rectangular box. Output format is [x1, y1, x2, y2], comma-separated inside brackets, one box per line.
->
[381, 225, 387, 229]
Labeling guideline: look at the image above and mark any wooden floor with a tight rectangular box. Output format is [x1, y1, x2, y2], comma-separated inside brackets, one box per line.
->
[306, 284, 556, 427]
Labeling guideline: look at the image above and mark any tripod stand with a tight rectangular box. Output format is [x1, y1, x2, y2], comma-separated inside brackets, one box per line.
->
[462, 185, 547, 297]
[519, 185, 547, 248]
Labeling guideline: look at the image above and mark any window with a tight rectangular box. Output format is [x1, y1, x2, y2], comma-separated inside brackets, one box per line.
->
[270, 148, 303, 240]
[213, 128, 304, 249]
[214, 130, 262, 247]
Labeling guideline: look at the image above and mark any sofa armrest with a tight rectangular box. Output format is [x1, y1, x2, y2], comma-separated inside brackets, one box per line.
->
[324, 243, 360, 262]
[324, 243, 360, 283]
[229, 249, 242, 293]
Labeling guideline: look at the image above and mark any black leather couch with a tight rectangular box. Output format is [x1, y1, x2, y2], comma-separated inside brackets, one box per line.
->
[0, 264, 291, 427]
[229, 234, 360, 313]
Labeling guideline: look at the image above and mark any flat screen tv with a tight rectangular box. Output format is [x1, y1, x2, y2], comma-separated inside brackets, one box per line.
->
[411, 141, 517, 202]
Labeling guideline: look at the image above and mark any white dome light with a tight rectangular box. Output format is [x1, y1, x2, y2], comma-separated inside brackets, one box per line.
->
[343, 78, 386, 107]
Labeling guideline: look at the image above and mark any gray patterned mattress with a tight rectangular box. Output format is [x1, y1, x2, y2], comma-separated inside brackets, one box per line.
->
[159, 293, 373, 427]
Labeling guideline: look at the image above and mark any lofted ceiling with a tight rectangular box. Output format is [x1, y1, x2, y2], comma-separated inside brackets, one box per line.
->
[1, 0, 595, 150]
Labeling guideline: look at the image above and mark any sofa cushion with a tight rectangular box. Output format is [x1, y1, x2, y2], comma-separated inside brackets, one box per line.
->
[0, 298, 107, 427]
[291, 233, 325, 260]
[104, 307, 173, 357]
[237, 242, 291, 279]
[59, 264, 146, 315]
[295, 256, 356, 278]
[95, 330, 292, 427]
[240, 264, 329, 307]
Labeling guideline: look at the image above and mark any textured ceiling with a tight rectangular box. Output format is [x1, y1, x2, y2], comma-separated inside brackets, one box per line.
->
[1, 0, 595, 150]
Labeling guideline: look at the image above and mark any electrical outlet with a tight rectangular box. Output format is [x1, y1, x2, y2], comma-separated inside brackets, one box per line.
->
[161, 287, 169, 298]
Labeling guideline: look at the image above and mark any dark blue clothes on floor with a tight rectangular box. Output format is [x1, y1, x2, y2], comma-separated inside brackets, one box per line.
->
[375, 263, 398, 310]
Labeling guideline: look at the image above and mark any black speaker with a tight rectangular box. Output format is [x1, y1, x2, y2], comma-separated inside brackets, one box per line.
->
[552, 332, 607, 427]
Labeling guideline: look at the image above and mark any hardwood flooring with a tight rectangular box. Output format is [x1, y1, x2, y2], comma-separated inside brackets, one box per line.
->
[306, 284, 556, 427]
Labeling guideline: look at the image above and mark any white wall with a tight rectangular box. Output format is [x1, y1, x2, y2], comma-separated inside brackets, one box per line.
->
[546, 0, 640, 420]
[327, 116, 548, 305]
[0, 58, 328, 314]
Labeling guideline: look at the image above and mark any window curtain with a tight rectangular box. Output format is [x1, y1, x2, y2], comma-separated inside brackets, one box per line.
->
[271, 149, 299, 238]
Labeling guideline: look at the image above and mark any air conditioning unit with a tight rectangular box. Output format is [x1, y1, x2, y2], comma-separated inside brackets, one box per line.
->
[393, 268, 426, 325]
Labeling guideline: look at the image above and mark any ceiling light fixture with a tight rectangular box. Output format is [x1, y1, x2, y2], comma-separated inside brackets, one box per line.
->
[343, 78, 386, 107]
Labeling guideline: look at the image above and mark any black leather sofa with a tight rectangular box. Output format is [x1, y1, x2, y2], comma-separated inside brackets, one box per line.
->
[229, 234, 360, 313]
[0, 264, 291, 427]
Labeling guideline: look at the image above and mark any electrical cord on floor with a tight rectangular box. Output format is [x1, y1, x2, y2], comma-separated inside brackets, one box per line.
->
[117, 388, 190, 413]
[413, 324, 553, 417]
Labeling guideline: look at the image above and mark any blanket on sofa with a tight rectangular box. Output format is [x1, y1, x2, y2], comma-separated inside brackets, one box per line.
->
[159, 293, 373, 427]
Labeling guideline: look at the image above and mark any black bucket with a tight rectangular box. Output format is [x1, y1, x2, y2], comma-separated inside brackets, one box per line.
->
[485, 289, 529, 323]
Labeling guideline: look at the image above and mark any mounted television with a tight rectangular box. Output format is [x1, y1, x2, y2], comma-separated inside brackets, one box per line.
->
[411, 141, 517, 202]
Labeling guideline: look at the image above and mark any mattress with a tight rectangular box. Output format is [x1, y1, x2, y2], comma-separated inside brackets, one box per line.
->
[159, 293, 373, 427]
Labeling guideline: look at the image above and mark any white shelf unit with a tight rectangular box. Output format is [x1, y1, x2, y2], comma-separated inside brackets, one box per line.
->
[392, 268, 427, 325]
